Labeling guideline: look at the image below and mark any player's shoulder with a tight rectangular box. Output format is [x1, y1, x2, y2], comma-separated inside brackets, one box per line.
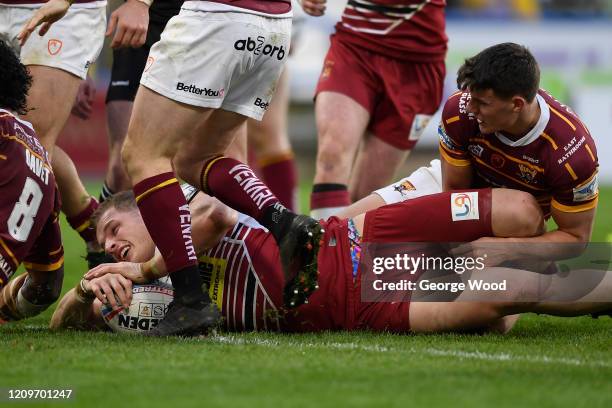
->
[537, 90, 598, 180]
[441, 91, 477, 129]
[539, 89, 593, 146]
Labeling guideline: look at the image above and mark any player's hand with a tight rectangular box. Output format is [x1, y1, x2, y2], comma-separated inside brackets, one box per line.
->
[85, 261, 149, 284]
[450, 237, 509, 268]
[300, 0, 327, 16]
[71, 75, 96, 120]
[17, 0, 71, 46]
[106, 0, 149, 49]
[87, 274, 133, 310]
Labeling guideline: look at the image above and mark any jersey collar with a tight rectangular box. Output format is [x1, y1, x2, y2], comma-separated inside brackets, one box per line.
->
[494, 94, 550, 147]
[0, 108, 35, 132]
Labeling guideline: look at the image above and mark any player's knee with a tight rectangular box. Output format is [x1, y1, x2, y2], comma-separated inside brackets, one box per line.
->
[514, 191, 544, 236]
[173, 157, 198, 186]
[493, 189, 544, 237]
[18, 271, 64, 318]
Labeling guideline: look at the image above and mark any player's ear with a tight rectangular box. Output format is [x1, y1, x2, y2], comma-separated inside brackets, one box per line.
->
[511, 96, 526, 112]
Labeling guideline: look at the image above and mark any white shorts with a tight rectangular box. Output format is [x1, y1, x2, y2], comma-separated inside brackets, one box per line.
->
[374, 159, 443, 204]
[0, 4, 105, 79]
[141, 8, 292, 120]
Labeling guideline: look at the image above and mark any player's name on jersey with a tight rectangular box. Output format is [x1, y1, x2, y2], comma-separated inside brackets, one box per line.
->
[25, 149, 51, 185]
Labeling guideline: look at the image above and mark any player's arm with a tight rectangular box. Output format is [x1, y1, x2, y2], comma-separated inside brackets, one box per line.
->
[49, 280, 102, 331]
[0, 210, 65, 322]
[17, 0, 73, 45]
[441, 157, 473, 191]
[107, 0, 152, 49]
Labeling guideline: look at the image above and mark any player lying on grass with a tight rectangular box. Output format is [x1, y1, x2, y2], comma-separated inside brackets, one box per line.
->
[0, 40, 64, 324]
[50, 180, 611, 334]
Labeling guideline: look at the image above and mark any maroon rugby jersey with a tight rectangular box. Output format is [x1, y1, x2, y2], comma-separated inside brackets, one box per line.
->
[197, 215, 351, 332]
[0, 110, 63, 288]
[438, 90, 599, 217]
[334, 0, 447, 61]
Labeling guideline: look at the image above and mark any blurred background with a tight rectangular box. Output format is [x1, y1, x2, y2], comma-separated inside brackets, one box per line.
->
[58, 0, 612, 191]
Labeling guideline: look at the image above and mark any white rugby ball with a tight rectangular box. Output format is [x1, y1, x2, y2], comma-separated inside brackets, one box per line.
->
[100, 278, 174, 334]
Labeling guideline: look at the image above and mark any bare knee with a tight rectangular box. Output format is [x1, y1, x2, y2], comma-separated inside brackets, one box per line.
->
[492, 189, 544, 237]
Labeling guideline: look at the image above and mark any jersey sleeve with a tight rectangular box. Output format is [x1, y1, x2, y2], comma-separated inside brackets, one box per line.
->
[23, 190, 64, 273]
[548, 136, 599, 213]
[438, 92, 472, 167]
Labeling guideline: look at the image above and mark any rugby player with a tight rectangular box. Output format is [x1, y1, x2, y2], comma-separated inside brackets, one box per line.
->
[50, 183, 611, 334]
[302, 0, 447, 218]
[439, 43, 599, 264]
[100, 0, 183, 201]
[0, 40, 64, 323]
[5, 0, 154, 268]
[22, 0, 325, 336]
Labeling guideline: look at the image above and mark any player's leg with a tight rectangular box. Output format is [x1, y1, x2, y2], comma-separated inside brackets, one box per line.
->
[104, 100, 133, 198]
[348, 136, 410, 202]
[409, 265, 612, 333]
[247, 68, 298, 211]
[350, 59, 444, 202]
[310, 38, 377, 219]
[122, 86, 221, 335]
[17, 6, 106, 264]
[354, 188, 543, 242]
[21, 66, 81, 154]
[338, 159, 442, 218]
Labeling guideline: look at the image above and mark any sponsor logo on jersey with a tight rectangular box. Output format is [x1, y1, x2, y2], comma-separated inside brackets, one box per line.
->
[517, 164, 538, 184]
[468, 144, 484, 158]
[254, 97, 270, 110]
[573, 173, 599, 202]
[557, 135, 586, 165]
[176, 82, 225, 97]
[491, 153, 506, 169]
[522, 154, 540, 164]
[451, 192, 480, 221]
[459, 92, 471, 115]
[47, 39, 62, 55]
[393, 180, 416, 196]
[233, 36, 286, 60]
[438, 125, 459, 151]
[198, 255, 226, 311]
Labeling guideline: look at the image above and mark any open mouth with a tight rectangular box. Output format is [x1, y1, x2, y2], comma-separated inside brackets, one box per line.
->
[119, 245, 130, 261]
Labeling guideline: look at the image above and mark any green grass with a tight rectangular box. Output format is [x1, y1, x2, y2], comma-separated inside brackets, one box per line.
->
[1, 182, 611, 408]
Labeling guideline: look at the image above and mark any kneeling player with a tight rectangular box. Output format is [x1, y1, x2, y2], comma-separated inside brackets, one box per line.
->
[0, 40, 64, 323]
[51, 179, 611, 334]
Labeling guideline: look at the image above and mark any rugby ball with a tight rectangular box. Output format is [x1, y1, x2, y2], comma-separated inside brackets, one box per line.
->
[100, 278, 174, 334]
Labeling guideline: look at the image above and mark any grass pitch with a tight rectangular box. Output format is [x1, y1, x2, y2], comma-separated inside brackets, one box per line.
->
[1, 183, 611, 408]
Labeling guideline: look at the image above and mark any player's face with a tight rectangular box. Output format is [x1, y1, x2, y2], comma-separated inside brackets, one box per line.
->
[96, 207, 156, 263]
[467, 88, 518, 134]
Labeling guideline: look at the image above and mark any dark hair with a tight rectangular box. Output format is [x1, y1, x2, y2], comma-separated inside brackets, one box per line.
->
[457, 43, 540, 102]
[91, 191, 138, 231]
[0, 40, 32, 115]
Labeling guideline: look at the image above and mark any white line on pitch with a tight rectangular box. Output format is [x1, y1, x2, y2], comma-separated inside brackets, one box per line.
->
[209, 334, 612, 368]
